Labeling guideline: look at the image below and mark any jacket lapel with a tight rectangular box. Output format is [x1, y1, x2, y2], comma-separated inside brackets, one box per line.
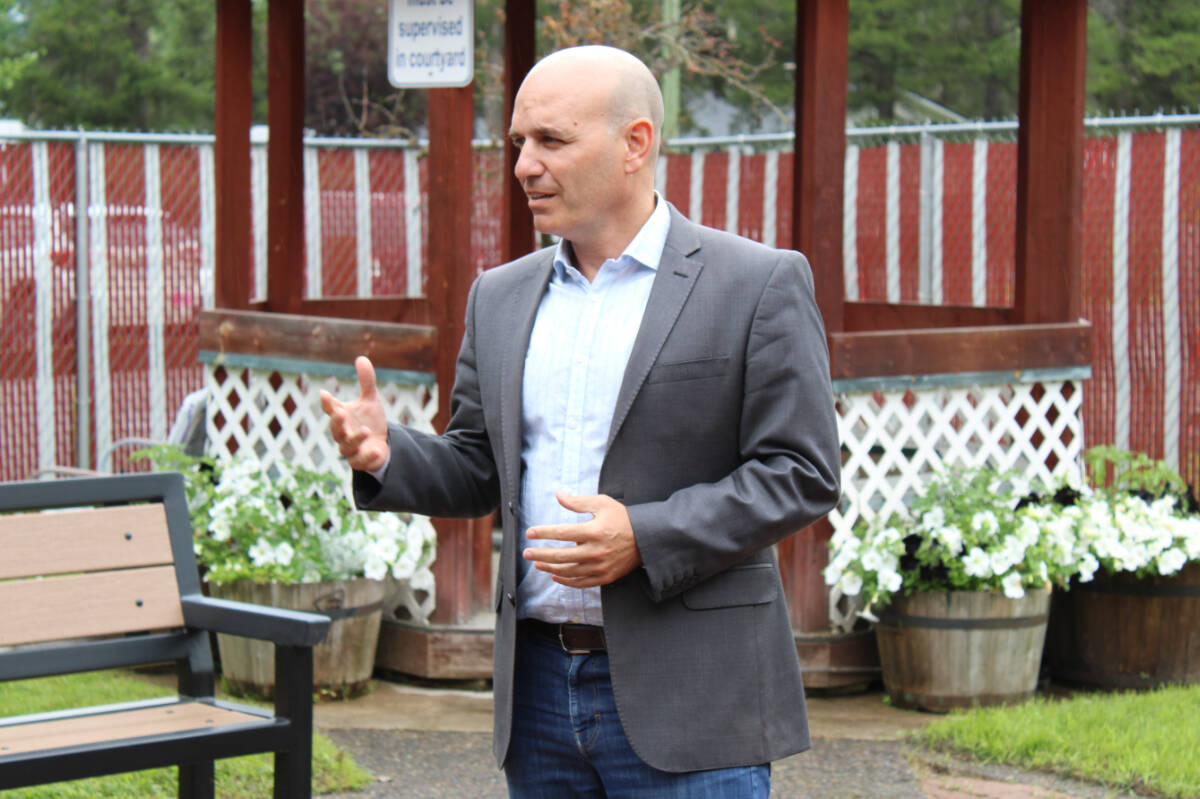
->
[499, 251, 555, 498]
[606, 206, 703, 450]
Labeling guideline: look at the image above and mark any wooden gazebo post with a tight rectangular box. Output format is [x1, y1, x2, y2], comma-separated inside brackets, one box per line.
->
[211, 1, 494, 676]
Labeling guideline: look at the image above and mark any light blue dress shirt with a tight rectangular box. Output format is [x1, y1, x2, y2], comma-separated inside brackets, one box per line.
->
[517, 195, 671, 625]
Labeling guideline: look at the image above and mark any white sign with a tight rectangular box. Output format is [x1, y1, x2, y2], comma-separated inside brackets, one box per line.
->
[388, 0, 474, 88]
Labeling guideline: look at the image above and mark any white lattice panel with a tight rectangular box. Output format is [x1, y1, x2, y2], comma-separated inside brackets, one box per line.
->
[204, 366, 437, 474]
[203, 360, 440, 623]
[833, 376, 1084, 537]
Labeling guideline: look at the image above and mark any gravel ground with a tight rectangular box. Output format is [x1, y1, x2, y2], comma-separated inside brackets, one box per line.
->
[320, 731, 928, 799]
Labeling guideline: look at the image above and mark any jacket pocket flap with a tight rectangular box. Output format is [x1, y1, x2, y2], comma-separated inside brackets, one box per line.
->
[646, 356, 729, 384]
[681, 563, 778, 610]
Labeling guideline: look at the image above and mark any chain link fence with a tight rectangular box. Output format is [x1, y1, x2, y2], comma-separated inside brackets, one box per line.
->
[1, 116, 1196, 486]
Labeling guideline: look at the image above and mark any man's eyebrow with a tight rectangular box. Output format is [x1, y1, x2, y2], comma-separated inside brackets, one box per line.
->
[509, 125, 572, 141]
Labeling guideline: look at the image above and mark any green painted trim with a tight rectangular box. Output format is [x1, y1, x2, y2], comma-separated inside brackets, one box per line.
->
[198, 350, 436, 387]
[832, 365, 1092, 394]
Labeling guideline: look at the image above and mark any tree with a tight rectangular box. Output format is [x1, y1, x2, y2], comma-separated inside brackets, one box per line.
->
[3, 0, 216, 131]
[1087, 0, 1200, 113]
[532, 0, 785, 136]
[305, 0, 423, 138]
[847, 0, 1020, 122]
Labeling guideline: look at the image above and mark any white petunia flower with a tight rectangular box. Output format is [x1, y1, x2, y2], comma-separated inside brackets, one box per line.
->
[878, 569, 903, 593]
[1077, 553, 1100, 582]
[971, 510, 1000, 537]
[861, 549, 885, 572]
[1157, 548, 1187, 576]
[921, 508, 946, 532]
[838, 572, 863, 597]
[1001, 571, 1025, 599]
[936, 525, 964, 555]
[963, 547, 991, 578]
[274, 541, 295, 567]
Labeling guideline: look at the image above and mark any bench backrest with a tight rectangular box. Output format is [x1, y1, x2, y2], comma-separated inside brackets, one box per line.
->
[0, 473, 212, 686]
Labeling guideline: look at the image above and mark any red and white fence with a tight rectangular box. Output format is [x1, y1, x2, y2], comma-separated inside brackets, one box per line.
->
[1, 117, 1197, 487]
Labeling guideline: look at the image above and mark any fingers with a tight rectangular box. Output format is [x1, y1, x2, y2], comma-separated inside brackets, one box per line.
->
[319, 389, 338, 416]
[355, 356, 379, 402]
[321, 362, 387, 472]
[523, 493, 641, 587]
[553, 489, 602, 515]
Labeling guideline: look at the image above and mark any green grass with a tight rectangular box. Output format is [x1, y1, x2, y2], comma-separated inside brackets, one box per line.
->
[910, 683, 1200, 798]
[0, 669, 371, 797]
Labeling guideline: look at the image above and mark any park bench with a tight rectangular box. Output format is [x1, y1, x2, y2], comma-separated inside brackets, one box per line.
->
[0, 472, 330, 798]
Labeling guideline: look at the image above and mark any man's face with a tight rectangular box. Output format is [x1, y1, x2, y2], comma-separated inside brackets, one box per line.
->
[508, 68, 629, 247]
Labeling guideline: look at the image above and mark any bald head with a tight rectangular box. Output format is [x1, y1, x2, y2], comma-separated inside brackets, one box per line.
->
[524, 46, 665, 159]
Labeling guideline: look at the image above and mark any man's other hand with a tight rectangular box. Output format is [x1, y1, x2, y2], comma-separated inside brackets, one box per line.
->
[524, 491, 643, 588]
[319, 355, 389, 473]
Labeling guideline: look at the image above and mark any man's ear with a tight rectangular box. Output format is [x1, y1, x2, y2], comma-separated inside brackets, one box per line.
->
[623, 117, 655, 174]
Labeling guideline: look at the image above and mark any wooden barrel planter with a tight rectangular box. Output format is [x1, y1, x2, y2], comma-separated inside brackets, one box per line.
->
[1045, 561, 1200, 689]
[210, 578, 386, 699]
[875, 587, 1051, 712]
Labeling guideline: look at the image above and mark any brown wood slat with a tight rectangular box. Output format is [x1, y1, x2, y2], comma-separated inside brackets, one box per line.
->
[828, 321, 1092, 380]
[0, 701, 264, 756]
[197, 308, 436, 372]
[0, 505, 172, 581]
[0, 566, 184, 646]
[844, 302, 1010, 332]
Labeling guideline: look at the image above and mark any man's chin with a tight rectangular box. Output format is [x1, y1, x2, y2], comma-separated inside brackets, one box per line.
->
[530, 216, 562, 238]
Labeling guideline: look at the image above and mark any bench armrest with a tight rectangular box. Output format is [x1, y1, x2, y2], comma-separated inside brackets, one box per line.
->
[180, 594, 330, 647]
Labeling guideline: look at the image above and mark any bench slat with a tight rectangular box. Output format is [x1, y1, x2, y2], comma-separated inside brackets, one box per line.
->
[0, 504, 174, 580]
[0, 700, 267, 756]
[0, 566, 184, 646]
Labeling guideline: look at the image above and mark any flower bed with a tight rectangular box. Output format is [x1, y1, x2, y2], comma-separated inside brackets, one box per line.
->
[824, 448, 1200, 703]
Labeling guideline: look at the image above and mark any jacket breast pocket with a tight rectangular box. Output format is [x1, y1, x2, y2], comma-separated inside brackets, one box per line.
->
[646, 356, 730, 384]
[680, 563, 779, 610]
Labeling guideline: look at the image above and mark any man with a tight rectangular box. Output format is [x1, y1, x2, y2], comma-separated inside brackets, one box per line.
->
[322, 45, 841, 798]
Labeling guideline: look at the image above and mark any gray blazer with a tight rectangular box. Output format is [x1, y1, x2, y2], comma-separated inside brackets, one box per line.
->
[355, 204, 842, 773]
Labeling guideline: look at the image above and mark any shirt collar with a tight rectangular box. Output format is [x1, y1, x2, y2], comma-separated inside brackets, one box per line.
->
[553, 191, 671, 277]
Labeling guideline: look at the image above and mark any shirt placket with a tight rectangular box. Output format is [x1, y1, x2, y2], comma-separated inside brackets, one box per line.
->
[558, 278, 605, 620]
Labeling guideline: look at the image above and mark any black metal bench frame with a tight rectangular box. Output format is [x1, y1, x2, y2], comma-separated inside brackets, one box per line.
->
[0, 472, 331, 798]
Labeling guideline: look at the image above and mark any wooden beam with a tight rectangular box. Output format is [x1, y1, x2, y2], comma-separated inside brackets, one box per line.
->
[427, 84, 492, 626]
[794, 0, 848, 333]
[1014, 0, 1087, 324]
[214, 0, 253, 310]
[844, 301, 1010, 331]
[828, 321, 1092, 381]
[266, 0, 307, 315]
[502, 0, 537, 263]
[297, 297, 435, 327]
[196, 309, 436, 373]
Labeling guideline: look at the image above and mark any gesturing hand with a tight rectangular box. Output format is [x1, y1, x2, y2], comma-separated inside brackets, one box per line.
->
[319, 356, 389, 473]
[523, 491, 643, 588]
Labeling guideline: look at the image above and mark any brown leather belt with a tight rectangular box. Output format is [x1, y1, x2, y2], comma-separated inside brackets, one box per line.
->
[520, 619, 607, 654]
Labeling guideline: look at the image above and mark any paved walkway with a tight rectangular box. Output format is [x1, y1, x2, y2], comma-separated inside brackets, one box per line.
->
[314, 681, 1136, 799]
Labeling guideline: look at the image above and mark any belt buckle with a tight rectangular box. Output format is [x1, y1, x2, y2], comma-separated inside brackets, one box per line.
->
[558, 624, 590, 655]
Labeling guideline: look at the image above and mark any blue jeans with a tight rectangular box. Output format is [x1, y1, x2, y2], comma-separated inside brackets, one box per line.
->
[504, 627, 771, 798]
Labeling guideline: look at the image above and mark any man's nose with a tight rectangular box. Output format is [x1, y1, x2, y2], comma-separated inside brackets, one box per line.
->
[513, 143, 542, 182]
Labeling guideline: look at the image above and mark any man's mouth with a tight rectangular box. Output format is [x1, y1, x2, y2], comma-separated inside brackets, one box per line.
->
[526, 191, 554, 201]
